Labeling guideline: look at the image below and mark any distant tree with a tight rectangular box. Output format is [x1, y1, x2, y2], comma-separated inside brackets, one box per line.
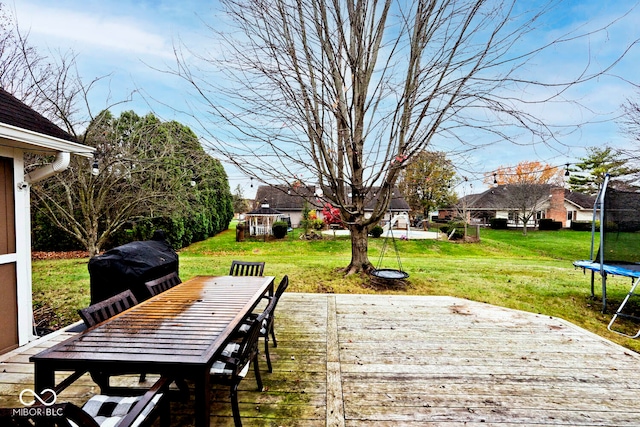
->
[0, 5, 113, 132]
[568, 146, 637, 195]
[0, 5, 54, 115]
[232, 184, 250, 215]
[32, 111, 233, 255]
[0, 10, 233, 253]
[618, 98, 640, 185]
[501, 183, 552, 236]
[398, 151, 457, 227]
[486, 161, 559, 235]
[487, 161, 560, 186]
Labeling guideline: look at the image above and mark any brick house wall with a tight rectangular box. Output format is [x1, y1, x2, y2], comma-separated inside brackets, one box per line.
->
[546, 187, 567, 226]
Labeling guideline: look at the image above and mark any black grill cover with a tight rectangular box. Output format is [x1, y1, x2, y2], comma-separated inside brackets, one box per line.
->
[88, 237, 179, 304]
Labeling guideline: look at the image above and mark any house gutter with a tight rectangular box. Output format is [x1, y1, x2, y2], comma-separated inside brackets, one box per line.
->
[24, 151, 71, 185]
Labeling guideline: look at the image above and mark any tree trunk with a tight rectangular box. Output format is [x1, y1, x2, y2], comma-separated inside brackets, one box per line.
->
[521, 214, 529, 236]
[345, 224, 374, 275]
[87, 241, 100, 257]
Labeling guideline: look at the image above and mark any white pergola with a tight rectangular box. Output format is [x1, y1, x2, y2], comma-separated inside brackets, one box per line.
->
[246, 202, 283, 236]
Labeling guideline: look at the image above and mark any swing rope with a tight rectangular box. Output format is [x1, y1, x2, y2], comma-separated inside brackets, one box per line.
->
[375, 226, 404, 273]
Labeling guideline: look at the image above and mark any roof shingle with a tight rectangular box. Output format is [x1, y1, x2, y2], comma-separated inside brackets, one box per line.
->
[0, 87, 76, 142]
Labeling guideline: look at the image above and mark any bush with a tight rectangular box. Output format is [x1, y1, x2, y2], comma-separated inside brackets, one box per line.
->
[490, 218, 508, 229]
[370, 225, 384, 238]
[539, 218, 562, 230]
[272, 221, 289, 239]
[570, 221, 593, 231]
[440, 222, 465, 240]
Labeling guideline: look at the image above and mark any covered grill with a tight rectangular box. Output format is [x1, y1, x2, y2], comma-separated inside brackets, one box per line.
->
[88, 232, 179, 304]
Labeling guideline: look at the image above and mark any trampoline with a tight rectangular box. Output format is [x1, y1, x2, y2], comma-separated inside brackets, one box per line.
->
[573, 174, 640, 336]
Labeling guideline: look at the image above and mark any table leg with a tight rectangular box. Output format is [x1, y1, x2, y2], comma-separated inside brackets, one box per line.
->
[33, 363, 55, 401]
[194, 369, 211, 427]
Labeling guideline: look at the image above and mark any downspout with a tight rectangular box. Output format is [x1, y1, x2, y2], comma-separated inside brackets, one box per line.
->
[23, 151, 71, 185]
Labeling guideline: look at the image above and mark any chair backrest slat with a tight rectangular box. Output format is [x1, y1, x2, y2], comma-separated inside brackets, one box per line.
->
[145, 272, 182, 296]
[78, 290, 138, 327]
[230, 260, 265, 276]
[274, 275, 289, 300]
[265, 275, 288, 330]
[235, 308, 269, 372]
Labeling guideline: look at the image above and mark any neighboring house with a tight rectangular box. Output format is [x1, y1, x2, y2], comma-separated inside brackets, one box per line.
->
[439, 185, 595, 228]
[254, 184, 411, 227]
[0, 88, 94, 354]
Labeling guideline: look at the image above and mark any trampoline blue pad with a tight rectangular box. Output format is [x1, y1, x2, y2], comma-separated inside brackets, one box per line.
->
[574, 260, 640, 278]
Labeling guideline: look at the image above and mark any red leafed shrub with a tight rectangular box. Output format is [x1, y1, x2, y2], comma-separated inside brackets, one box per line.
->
[321, 203, 343, 227]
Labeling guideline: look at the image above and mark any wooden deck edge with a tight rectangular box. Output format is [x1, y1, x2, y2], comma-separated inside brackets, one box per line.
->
[0, 320, 84, 363]
[554, 316, 640, 357]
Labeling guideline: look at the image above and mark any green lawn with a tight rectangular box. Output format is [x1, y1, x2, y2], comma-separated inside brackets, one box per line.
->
[32, 223, 640, 353]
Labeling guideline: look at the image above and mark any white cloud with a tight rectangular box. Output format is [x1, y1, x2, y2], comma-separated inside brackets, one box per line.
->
[12, 2, 174, 58]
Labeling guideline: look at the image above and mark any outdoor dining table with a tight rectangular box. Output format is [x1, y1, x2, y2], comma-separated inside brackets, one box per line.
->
[30, 275, 275, 427]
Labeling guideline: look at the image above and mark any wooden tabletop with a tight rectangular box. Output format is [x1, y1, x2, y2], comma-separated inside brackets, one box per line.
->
[31, 275, 274, 427]
[32, 275, 274, 367]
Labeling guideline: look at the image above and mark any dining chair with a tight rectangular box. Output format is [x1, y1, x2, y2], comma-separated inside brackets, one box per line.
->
[229, 260, 265, 276]
[0, 373, 173, 427]
[78, 289, 138, 327]
[145, 271, 182, 297]
[210, 309, 267, 427]
[235, 275, 288, 372]
[78, 289, 144, 386]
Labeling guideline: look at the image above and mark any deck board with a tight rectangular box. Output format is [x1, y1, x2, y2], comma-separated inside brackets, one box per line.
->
[2, 293, 640, 426]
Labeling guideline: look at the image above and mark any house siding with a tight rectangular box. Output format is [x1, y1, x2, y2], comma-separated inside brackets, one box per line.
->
[0, 156, 18, 353]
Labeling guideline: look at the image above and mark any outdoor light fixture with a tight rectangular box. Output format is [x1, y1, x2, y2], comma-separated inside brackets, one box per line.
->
[493, 173, 498, 184]
[91, 157, 99, 176]
[565, 163, 570, 176]
[250, 177, 254, 188]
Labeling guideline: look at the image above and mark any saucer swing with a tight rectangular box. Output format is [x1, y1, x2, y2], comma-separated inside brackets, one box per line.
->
[371, 225, 409, 285]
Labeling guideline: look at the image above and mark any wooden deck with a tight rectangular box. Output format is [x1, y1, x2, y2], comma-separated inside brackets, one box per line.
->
[2, 293, 640, 426]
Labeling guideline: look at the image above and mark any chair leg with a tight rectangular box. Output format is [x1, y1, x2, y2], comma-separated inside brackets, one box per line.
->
[253, 355, 263, 391]
[264, 337, 273, 373]
[270, 323, 277, 348]
[230, 383, 242, 427]
[160, 396, 171, 427]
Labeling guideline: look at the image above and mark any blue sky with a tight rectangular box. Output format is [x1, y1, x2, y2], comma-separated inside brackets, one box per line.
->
[9, 0, 640, 197]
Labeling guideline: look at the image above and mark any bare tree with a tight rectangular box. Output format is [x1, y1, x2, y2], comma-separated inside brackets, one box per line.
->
[498, 183, 553, 235]
[486, 161, 560, 235]
[1, 13, 231, 255]
[173, 0, 637, 274]
[33, 111, 215, 255]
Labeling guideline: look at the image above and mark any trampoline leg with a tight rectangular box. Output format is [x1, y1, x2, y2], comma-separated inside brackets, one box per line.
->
[608, 277, 640, 338]
[590, 270, 595, 299]
[601, 272, 607, 313]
